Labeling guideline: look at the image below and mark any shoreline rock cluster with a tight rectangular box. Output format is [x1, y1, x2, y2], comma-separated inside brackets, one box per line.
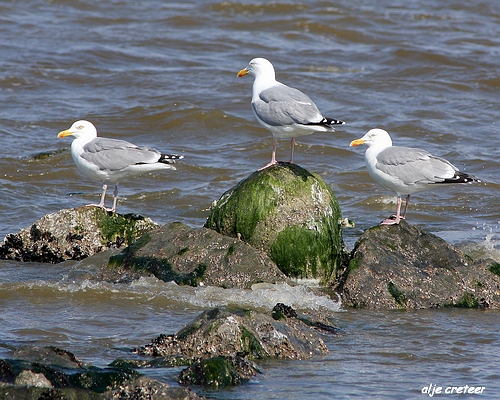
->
[1, 163, 499, 397]
[0, 304, 335, 397]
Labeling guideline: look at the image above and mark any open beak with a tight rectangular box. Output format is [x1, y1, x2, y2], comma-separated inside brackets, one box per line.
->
[349, 138, 366, 147]
[237, 68, 249, 78]
[57, 130, 73, 138]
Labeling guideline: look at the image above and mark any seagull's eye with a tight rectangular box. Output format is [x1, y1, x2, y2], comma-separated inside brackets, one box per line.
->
[77, 125, 84, 130]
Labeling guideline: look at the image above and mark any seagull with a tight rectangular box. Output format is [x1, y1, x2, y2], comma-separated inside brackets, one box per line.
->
[350, 128, 480, 225]
[57, 120, 183, 212]
[237, 57, 345, 170]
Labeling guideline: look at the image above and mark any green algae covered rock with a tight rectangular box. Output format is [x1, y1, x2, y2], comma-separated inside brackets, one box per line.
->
[178, 355, 260, 388]
[205, 163, 346, 284]
[0, 206, 158, 263]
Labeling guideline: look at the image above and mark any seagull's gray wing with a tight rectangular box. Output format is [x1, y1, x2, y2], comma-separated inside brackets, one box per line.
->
[253, 83, 324, 127]
[82, 138, 161, 171]
[375, 146, 458, 185]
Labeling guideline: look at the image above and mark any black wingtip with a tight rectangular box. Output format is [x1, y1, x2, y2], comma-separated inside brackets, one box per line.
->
[324, 117, 346, 126]
[305, 117, 345, 129]
[159, 154, 184, 164]
[442, 172, 481, 184]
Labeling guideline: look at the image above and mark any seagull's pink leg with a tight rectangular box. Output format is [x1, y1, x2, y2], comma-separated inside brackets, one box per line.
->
[289, 137, 295, 164]
[259, 138, 279, 170]
[86, 183, 109, 210]
[85, 183, 117, 212]
[381, 196, 402, 225]
[110, 184, 119, 212]
[389, 194, 409, 220]
[98, 183, 107, 207]
[401, 194, 410, 219]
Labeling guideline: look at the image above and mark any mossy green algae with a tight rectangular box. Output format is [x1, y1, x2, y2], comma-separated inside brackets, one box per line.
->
[92, 208, 155, 246]
[205, 163, 345, 284]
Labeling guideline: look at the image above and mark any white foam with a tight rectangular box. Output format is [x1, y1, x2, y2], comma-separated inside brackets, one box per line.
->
[128, 277, 342, 312]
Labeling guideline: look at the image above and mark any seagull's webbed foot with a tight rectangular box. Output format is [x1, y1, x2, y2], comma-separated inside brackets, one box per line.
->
[258, 160, 278, 171]
[380, 214, 402, 225]
[85, 203, 115, 213]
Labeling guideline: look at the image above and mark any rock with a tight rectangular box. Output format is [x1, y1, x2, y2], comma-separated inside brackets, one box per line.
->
[0, 387, 101, 400]
[337, 220, 500, 309]
[178, 355, 260, 388]
[108, 305, 336, 389]
[0, 346, 202, 399]
[107, 222, 288, 288]
[106, 376, 203, 399]
[134, 306, 330, 361]
[205, 163, 346, 284]
[14, 370, 53, 388]
[0, 206, 159, 263]
[10, 346, 86, 369]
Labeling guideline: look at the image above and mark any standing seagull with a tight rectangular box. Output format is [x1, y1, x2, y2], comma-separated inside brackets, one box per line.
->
[58, 120, 183, 212]
[237, 57, 345, 170]
[350, 129, 480, 225]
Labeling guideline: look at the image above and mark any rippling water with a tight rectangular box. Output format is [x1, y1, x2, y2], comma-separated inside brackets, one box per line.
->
[1, 0, 500, 398]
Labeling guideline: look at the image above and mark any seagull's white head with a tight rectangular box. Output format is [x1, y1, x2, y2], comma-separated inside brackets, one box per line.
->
[57, 120, 98, 140]
[237, 57, 276, 81]
[350, 129, 393, 148]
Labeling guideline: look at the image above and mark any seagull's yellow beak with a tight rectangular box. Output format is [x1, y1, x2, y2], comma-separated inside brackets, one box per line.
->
[237, 68, 249, 77]
[349, 138, 365, 147]
[57, 129, 73, 138]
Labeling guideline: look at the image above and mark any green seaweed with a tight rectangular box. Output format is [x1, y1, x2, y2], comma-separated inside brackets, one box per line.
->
[95, 209, 141, 246]
[205, 171, 280, 241]
[183, 356, 238, 387]
[347, 257, 360, 274]
[107, 233, 152, 268]
[69, 367, 139, 393]
[449, 293, 480, 308]
[270, 215, 342, 284]
[177, 247, 190, 256]
[387, 281, 407, 308]
[205, 164, 345, 284]
[109, 253, 206, 287]
[239, 326, 267, 359]
[488, 263, 500, 277]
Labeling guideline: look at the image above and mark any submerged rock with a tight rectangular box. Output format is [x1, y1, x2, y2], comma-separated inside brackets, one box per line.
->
[107, 221, 287, 288]
[111, 304, 336, 389]
[337, 220, 500, 309]
[178, 355, 260, 388]
[0, 346, 202, 399]
[205, 163, 346, 285]
[0, 206, 158, 263]
[134, 306, 331, 361]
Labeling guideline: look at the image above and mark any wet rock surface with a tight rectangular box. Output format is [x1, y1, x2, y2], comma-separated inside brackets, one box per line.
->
[205, 163, 346, 285]
[106, 221, 288, 289]
[0, 305, 336, 394]
[178, 355, 261, 388]
[134, 306, 332, 361]
[0, 346, 202, 399]
[337, 220, 500, 309]
[0, 206, 158, 263]
[129, 304, 335, 388]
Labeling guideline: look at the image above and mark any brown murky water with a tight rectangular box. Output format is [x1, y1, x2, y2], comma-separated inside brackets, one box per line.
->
[1, 0, 500, 398]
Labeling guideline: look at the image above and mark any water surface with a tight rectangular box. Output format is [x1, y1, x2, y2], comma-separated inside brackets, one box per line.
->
[1, 0, 499, 398]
